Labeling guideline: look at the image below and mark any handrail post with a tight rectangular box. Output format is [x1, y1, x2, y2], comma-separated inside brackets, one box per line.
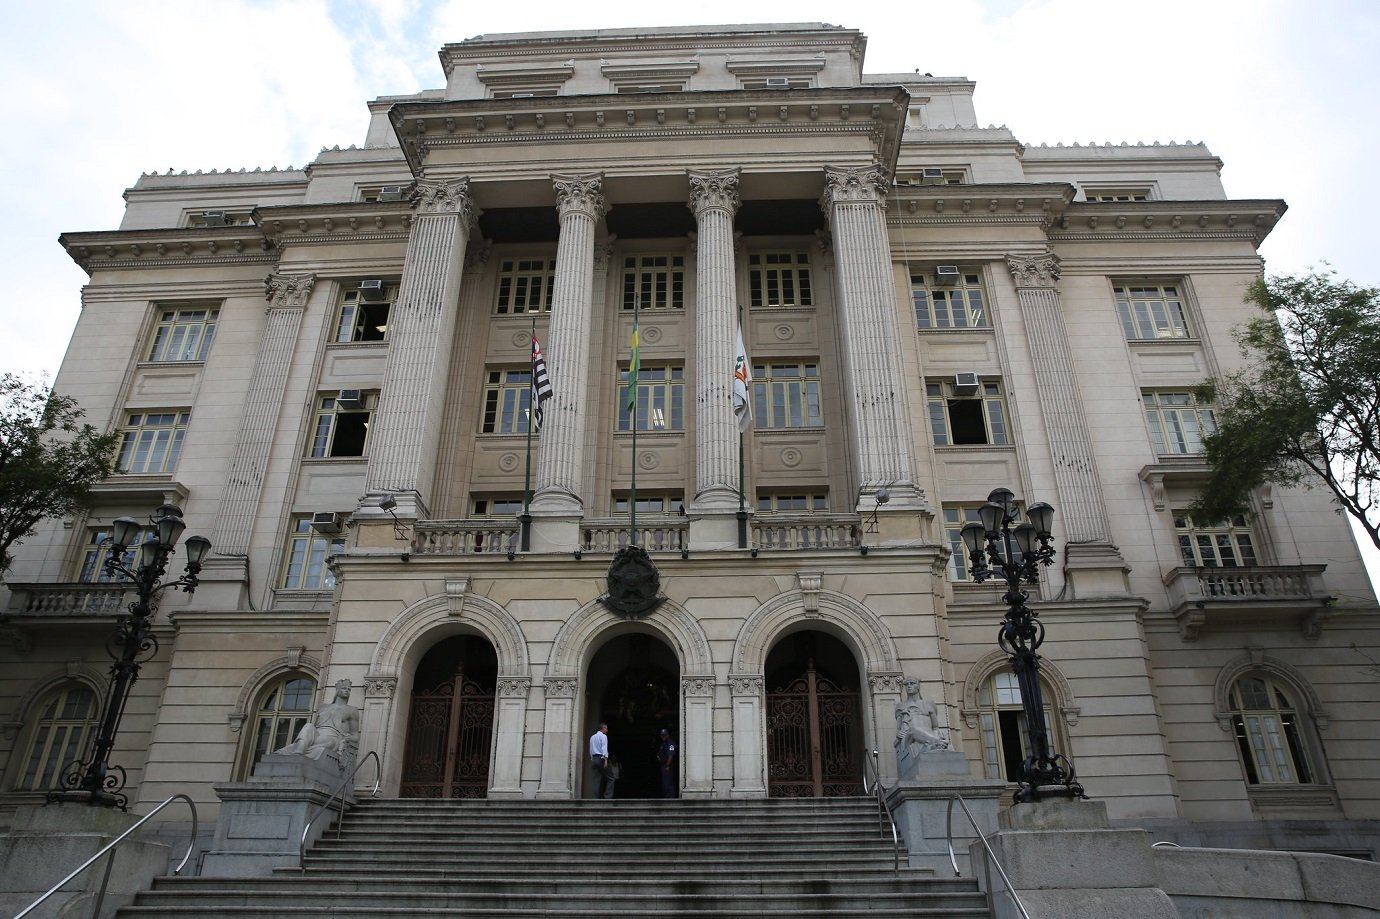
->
[945, 793, 1033, 919]
[299, 749, 381, 871]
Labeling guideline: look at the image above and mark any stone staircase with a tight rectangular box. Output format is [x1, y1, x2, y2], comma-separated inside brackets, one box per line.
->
[118, 797, 992, 917]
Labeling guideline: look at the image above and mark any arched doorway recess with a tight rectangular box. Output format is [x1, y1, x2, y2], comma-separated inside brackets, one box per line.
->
[400, 635, 498, 798]
[586, 633, 680, 798]
[765, 630, 865, 797]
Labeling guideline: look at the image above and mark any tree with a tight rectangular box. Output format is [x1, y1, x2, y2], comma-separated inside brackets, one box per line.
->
[1191, 269, 1380, 551]
[0, 374, 118, 575]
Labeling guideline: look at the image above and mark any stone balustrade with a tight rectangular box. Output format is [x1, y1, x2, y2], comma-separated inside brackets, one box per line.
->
[4, 583, 130, 616]
[413, 521, 520, 555]
[581, 519, 688, 553]
[1163, 564, 1330, 640]
[752, 515, 861, 551]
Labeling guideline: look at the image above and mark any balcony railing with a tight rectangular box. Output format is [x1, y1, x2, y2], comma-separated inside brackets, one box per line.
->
[4, 583, 130, 617]
[413, 521, 520, 556]
[752, 515, 861, 551]
[1163, 565, 1330, 640]
[582, 519, 688, 553]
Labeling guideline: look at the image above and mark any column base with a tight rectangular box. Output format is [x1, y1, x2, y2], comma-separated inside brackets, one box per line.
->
[529, 515, 582, 553]
[689, 513, 743, 552]
[1062, 542, 1131, 599]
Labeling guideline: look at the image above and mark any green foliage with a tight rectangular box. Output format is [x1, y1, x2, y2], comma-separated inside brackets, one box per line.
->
[0, 374, 118, 574]
[1190, 269, 1380, 551]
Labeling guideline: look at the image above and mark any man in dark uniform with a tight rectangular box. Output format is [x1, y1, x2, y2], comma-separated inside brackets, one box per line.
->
[656, 728, 677, 798]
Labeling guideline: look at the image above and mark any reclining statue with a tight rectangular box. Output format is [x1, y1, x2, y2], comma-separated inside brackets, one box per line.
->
[276, 678, 360, 761]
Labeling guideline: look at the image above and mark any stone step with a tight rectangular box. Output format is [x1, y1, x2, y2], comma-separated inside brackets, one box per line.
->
[119, 907, 990, 918]
[178, 876, 970, 896]
[294, 855, 913, 877]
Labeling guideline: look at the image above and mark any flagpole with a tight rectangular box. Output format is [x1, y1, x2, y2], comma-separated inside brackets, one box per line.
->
[521, 314, 536, 551]
[628, 298, 639, 547]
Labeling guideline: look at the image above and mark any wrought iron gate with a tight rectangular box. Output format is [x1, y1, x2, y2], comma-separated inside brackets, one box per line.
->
[766, 661, 864, 797]
[400, 669, 494, 798]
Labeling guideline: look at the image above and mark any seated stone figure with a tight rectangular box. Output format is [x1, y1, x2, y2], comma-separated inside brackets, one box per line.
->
[894, 679, 949, 761]
[276, 679, 360, 761]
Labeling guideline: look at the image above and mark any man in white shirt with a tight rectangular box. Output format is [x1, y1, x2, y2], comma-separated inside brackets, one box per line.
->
[589, 722, 612, 798]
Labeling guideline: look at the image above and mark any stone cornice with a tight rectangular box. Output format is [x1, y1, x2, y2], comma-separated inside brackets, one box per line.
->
[60, 227, 275, 274]
[888, 182, 1075, 226]
[389, 87, 908, 175]
[1050, 199, 1287, 245]
[253, 201, 414, 249]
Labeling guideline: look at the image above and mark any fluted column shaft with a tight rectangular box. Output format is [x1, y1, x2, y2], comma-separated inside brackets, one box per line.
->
[821, 164, 920, 509]
[1007, 253, 1113, 544]
[532, 174, 606, 515]
[364, 180, 476, 516]
[688, 169, 742, 512]
[212, 273, 315, 554]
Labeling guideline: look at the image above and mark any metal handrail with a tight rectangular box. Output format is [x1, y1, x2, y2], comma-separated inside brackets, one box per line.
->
[15, 793, 198, 919]
[946, 794, 1032, 919]
[861, 749, 901, 875]
[298, 749, 381, 870]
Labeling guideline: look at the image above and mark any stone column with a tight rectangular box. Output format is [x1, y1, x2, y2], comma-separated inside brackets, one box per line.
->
[489, 677, 530, 799]
[360, 676, 397, 792]
[537, 677, 578, 798]
[867, 671, 905, 785]
[820, 164, 923, 516]
[362, 179, 477, 520]
[1006, 253, 1127, 595]
[687, 169, 742, 515]
[681, 675, 715, 798]
[530, 174, 606, 548]
[729, 674, 766, 797]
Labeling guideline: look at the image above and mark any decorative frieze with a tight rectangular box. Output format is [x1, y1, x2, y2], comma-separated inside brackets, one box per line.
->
[544, 678, 578, 697]
[497, 678, 532, 697]
[365, 677, 397, 699]
[729, 675, 764, 695]
[683, 676, 715, 697]
[868, 672, 905, 694]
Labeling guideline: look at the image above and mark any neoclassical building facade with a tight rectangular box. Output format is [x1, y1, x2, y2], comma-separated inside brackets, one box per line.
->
[3, 23, 1379, 855]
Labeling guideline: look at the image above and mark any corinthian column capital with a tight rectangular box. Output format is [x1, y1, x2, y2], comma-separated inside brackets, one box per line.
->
[820, 163, 889, 208]
[412, 178, 479, 224]
[687, 168, 741, 216]
[1007, 251, 1062, 288]
[263, 271, 316, 309]
[552, 173, 608, 219]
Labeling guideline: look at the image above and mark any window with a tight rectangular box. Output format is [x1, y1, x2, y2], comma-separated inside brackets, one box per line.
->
[334, 285, 395, 342]
[757, 492, 828, 513]
[896, 169, 968, 186]
[943, 506, 1027, 579]
[78, 527, 148, 583]
[614, 83, 685, 93]
[613, 493, 682, 515]
[740, 77, 812, 89]
[471, 496, 525, 517]
[246, 675, 316, 776]
[622, 255, 685, 311]
[748, 252, 814, 308]
[976, 671, 1058, 782]
[494, 258, 556, 314]
[911, 270, 987, 329]
[1083, 186, 1152, 202]
[927, 380, 1010, 446]
[1144, 390, 1216, 455]
[618, 366, 685, 431]
[1174, 512, 1258, 568]
[17, 683, 98, 791]
[309, 392, 376, 458]
[147, 307, 218, 362]
[185, 211, 252, 227]
[281, 516, 344, 589]
[492, 87, 560, 99]
[753, 363, 822, 429]
[1115, 283, 1192, 340]
[116, 411, 189, 474]
[481, 369, 534, 434]
[1229, 674, 1313, 784]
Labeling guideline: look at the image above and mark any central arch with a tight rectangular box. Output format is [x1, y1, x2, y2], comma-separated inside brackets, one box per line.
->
[586, 633, 680, 798]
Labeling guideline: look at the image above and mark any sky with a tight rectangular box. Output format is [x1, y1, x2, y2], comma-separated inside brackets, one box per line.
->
[3, 0, 1377, 592]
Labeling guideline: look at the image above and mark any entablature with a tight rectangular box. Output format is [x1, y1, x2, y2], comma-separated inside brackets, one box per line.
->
[389, 86, 909, 175]
[60, 226, 275, 274]
[253, 201, 413, 249]
[887, 182, 1075, 227]
[1051, 199, 1286, 246]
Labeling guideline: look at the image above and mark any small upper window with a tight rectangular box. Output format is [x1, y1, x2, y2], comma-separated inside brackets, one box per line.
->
[116, 411, 190, 474]
[147, 308, 218, 362]
[912, 269, 987, 329]
[622, 255, 685, 311]
[757, 492, 828, 513]
[309, 392, 376, 458]
[1115, 283, 1192, 340]
[186, 210, 252, 228]
[613, 493, 682, 515]
[359, 186, 409, 203]
[495, 258, 556, 315]
[334, 282, 395, 343]
[896, 169, 968, 187]
[1083, 186, 1153, 202]
[471, 496, 525, 517]
[492, 88, 560, 99]
[928, 379, 1010, 446]
[740, 77, 812, 90]
[749, 253, 813, 308]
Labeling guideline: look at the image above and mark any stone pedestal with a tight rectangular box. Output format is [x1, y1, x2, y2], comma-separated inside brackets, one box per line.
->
[689, 513, 741, 552]
[0, 804, 170, 919]
[201, 752, 354, 877]
[885, 750, 1005, 874]
[529, 515, 582, 554]
[974, 798, 1179, 919]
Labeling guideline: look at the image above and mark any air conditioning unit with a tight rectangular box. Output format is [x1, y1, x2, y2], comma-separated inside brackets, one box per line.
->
[336, 389, 364, 410]
[952, 372, 981, 396]
[358, 279, 388, 301]
[201, 210, 231, 226]
[376, 185, 404, 202]
[920, 168, 946, 186]
[310, 511, 343, 534]
[764, 77, 791, 88]
[935, 265, 962, 285]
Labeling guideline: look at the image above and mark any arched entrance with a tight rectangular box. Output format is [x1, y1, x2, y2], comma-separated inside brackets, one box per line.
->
[400, 635, 497, 798]
[765, 630, 865, 797]
[586, 633, 679, 798]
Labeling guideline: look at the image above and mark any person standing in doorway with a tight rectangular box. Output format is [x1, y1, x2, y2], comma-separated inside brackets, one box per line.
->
[589, 722, 613, 799]
[656, 728, 678, 799]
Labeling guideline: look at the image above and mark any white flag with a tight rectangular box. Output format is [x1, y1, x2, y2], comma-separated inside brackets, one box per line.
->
[733, 324, 753, 432]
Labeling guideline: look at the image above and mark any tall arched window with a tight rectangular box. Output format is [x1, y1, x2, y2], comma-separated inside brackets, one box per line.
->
[242, 675, 316, 778]
[17, 683, 98, 791]
[975, 671, 1063, 782]
[1229, 674, 1313, 784]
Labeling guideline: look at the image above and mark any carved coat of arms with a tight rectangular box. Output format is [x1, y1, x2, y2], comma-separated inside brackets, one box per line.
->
[599, 545, 665, 618]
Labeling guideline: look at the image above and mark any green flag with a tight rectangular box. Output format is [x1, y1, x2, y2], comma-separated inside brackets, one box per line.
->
[625, 318, 640, 413]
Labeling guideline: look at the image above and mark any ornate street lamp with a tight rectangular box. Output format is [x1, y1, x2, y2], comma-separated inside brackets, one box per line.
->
[50, 504, 211, 810]
[960, 487, 1084, 804]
